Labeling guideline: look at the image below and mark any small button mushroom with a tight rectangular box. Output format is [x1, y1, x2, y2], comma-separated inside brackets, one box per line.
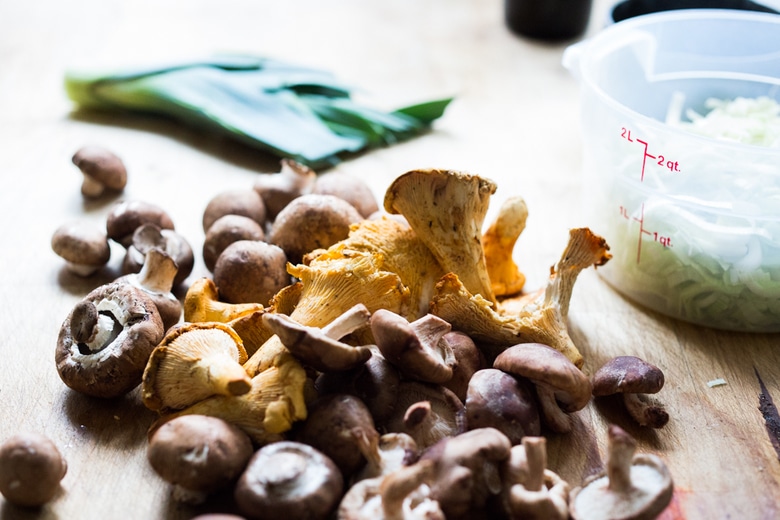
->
[234, 441, 343, 520]
[147, 414, 253, 504]
[115, 247, 182, 332]
[141, 322, 251, 413]
[493, 343, 592, 433]
[465, 368, 541, 445]
[268, 193, 363, 264]
[213, 240, 290, 305]
[0, 433, 67, 507]
[252, 158, 316, 220]
[202, 189, 267, 233]
[51, 220, 112, 277]
[591, 356, 669, 429]
[311, 170, 380, 218]
[71, 145, 127, 198]
[370, 309, 456, 385]
[55, 281, 165, 398]
[122, 223, 194, 288]
[203, 214, 266, 272]
[440, 331, 486, 401]
[569, 425, 674, 520]
[106, 199, 175, 248]
[294, 393, 380, 479]
[262, 305, 372, 372]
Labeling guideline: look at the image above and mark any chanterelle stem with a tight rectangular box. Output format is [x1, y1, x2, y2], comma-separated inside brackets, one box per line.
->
[606, 425, 636, 494]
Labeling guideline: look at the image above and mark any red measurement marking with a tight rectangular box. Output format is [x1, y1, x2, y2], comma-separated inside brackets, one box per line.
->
[635, 138, 656, 182]
[619, 203, 673, 264]
[621, 127, 681, 181]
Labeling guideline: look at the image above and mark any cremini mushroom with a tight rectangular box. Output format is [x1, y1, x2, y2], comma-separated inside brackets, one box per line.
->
[252, 159, 316, 220]
[464, 368, 541, 444]
[141, 321, 251, 413]
[147, 414, 253, 504]
[183, 277, 266, 324]
[51, 220, 111, 277]
[382, 382, 464, 450]
[312, 170, 380, 219]
[56, 281, 164, 398]
[294, 393, 380, 479]
[122, 223, 194, 288]
[234, 441, 343, 520]
[500, 436, 569, 520]
[263, 304, 372, 372]
[115, 247, 181, 332]
[0, 432, 67, 507]
[493, 343, 591, 433]
[213, 240, 290, 305]
[431, 226, 611, 368]
[384, 168, 498, 305]
[355, 432, 419, 482]
[370, 309, 455, 384]
[71, 145, 127, 198]
[105, 200, 175, 248]
[569, 425, 673, 520]
[269, 193, 363, 264]
[419, 427, 512, 519]
[202, 188, 267, 233]
[440, 331, 486, 401]
[482, 195, 528, 298]
[202, 214, 266, 272]
[591, 356, 669, 429]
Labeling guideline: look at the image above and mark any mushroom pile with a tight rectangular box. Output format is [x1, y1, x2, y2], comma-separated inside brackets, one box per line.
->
[44, 163, 677, 518]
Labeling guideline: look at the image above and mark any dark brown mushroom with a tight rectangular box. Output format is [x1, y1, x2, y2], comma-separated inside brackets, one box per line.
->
[234, 441, 343, 520]
[370, 309, 456, 385]
[55, 281, 165, 398]
[202, 214, 266, 272]
[147, 414, 253, 504]
[106, 200, 175, 248]
[0, 432, 67, 507]
[465, 368, 541, 445]
[51, 220, 112, 277]
[202, 189, 267, 233]
[213, 240, 290, 305]
[440, 331, 487, 401]
[252, 159, 317, 220]
[493, 343, 591, 433]
[569, 425, 673, 520]
[122, 223, 194, 288]
[71, 145, 127, 198]
[591, 356, 669, 428]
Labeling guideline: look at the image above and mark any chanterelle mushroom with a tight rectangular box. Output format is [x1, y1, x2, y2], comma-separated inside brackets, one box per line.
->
[569, 425, 674, 520]
[56, 281, 164, 398]
[141, 321, 251, 413]
[184, 277, 266, 324]
[591, 356, 669, 429]
[384, 168, 498, 305]
[482, 196, 528, 298]
[493, 343, 591, 433]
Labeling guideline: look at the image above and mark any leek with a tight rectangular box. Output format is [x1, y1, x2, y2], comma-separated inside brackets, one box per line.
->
[64, 55, 452, 170]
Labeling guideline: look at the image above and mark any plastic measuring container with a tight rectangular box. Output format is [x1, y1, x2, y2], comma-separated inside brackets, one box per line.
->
[563, 10, 780, 332]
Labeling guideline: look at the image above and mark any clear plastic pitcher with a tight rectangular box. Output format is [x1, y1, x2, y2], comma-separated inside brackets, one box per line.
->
[563, 10, 780, 332]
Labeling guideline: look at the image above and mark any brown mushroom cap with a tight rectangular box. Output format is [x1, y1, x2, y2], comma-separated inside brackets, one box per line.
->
[494, 343, 592, 413]
[202, 189, 267, 233]
[55, 281, 165, 398]
[106, 200, 175, 247]
[72, 146, 127, 197]
[311, 170, 379, 218]
[269, 193, 363, 264]
[51, 221, 111, 276]
[0, 432, 67, 507]
[203, 214, 266, 272]
[440, 331, 486, 401]
[234, 441, 343, 520]
[122, 223, 194, 287]
[213, 240, 290, 305]
[252, 159, 316, 220]
[592, 356, 665, 396]
[147, 414, 253, 503]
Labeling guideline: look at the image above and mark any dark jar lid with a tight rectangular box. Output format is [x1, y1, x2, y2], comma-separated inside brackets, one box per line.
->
[505, 0, 594, 41]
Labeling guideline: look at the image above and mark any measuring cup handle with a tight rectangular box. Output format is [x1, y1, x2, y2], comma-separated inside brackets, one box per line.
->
[562, 41, 586, 81]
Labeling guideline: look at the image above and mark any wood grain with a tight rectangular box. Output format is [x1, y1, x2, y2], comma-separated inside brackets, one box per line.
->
[2, 1, 779, 519]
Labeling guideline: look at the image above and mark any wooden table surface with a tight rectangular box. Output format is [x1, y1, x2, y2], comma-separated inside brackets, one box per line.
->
[3, 1, 779, 519]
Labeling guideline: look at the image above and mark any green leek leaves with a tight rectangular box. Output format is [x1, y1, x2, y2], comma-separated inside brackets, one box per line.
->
[64, 56, 452, 170]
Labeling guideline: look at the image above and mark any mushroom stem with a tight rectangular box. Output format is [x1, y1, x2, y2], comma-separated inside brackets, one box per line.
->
[322, 303, 371, 339]
[535, 386, 573, 433]
[199, 355, 252, 396]
[523, 437, 547, 493]
[135, 248, 178, 294]
[606, 425, 637, 494]
[380, 460, 436, 520]
[623, 393, 670, 429]
[352, 426, 383, 469]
